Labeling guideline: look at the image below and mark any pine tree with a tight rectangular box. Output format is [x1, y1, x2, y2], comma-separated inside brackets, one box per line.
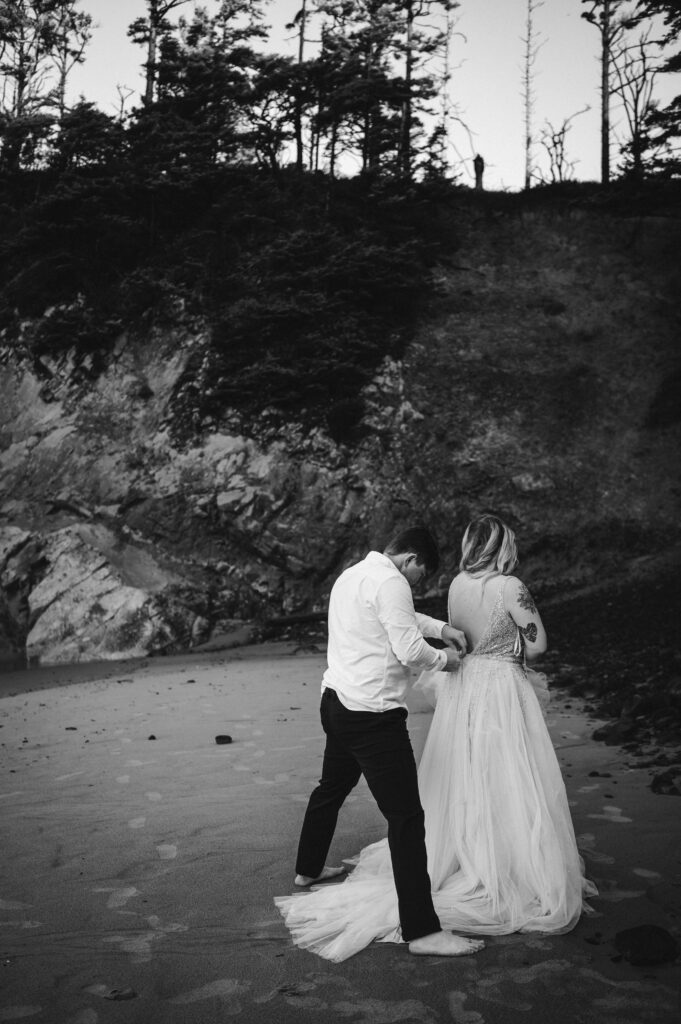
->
[0, 0, 62, 167]
[127, 0, 193, 105]
[581, 0, 635, 183]
[392, 1, 459, 180]
[632, 0, 681, 175]
[51, 0, 92, 118]
[128, 1, 267, 172]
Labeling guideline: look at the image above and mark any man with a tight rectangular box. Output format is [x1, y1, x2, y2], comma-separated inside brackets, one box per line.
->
[293, 527, 484, 957]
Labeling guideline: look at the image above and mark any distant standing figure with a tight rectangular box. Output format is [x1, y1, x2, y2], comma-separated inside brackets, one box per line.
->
[473, 153, 485, 190]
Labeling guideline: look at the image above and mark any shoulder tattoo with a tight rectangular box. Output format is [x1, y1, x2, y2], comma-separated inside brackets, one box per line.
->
[521, 621, 538, 644]
[517, 583, 537, 615]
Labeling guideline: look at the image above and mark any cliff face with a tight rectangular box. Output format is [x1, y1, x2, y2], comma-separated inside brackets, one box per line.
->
[0, 204, 679, 665]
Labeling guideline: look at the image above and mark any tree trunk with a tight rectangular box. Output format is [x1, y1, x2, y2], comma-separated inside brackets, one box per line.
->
[400, 1, 414, 179]
[363, 40, 372, 173]
[294, 0, 307, 171]
[329, 120, 337, 178]
[58, 63, 67, 119]
[523, 0, 534, 190]
[145, 15, 158, 105]
[601, 0, 611, 184]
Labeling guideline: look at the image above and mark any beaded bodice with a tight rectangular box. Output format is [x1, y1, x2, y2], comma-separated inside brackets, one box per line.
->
[466, 578, 522, 662]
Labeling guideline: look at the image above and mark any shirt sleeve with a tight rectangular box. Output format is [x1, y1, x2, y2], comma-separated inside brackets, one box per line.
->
[415, 612, 448, 639]
[375, 576, 448, 672]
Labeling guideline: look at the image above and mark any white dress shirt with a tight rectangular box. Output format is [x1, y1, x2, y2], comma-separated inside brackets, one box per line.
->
[322, 551, 449, 712]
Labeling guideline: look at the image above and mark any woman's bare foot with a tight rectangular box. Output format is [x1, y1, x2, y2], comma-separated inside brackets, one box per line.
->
[294, 866, 346, 888]
[409, 931, 484, 956]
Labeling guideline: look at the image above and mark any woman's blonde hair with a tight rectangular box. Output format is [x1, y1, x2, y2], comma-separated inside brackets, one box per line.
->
[459, 513, 518, 577]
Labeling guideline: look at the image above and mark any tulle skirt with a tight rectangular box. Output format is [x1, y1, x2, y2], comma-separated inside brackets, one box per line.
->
[274, 657, 596, 962]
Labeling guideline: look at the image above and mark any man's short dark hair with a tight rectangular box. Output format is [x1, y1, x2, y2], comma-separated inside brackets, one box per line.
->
[384, 526, 440, 576]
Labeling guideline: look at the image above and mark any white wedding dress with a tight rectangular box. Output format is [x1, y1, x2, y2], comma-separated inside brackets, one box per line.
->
[274, 582, 596, 962]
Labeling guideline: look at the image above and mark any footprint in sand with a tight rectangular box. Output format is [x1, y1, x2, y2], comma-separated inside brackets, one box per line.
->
[577, 833, 616, 864]
[595, 886, 645, 902]
[449, 991, 485, 1023]
[92, 886, 140, 909]
[0, 899, 32, 911]
[66, 1010, 98, 1024]
[103, 916, 187, 963]
[632, 867, 661, 879]
[168, 978, 250, 1005]
[587, 805, 632, 823]
[583, 849, 615, 865]
[0, 1006, 44, 1020]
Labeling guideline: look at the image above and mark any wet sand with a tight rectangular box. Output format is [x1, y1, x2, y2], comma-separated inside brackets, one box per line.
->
[0, 644, 679, 1024]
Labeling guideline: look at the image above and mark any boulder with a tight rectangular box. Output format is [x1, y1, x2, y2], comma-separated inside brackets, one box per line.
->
[23, 524, 205, 665]
[650, 766, 681, 796]
[0, 525, 36, 661]
[614, 925, 679, 966]
[592, 718, 639, 744]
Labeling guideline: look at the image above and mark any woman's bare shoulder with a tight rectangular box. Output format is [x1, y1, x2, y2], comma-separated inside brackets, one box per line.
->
[503, 575, 539, 611]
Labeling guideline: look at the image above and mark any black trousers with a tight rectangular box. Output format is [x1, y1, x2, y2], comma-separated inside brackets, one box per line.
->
[295, 687, 441, 942]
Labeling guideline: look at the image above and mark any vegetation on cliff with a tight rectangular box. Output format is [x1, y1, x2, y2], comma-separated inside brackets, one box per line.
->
[2, 166, 680, 445]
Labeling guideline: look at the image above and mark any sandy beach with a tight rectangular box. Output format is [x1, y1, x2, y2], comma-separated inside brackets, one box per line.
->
[1, 643, 679, 1024]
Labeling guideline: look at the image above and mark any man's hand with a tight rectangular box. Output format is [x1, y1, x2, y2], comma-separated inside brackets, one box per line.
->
[442, 624, 467, 654]
[442, 648, 463, 672]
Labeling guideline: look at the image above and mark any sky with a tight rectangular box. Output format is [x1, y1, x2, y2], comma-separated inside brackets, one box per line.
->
[69, 0, 679, 190]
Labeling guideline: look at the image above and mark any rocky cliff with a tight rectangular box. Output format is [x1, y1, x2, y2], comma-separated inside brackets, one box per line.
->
[1, 200, 679, 665]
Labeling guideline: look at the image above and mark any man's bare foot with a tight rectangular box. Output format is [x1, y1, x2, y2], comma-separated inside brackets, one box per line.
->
[294, 866, 346, 888]
[409, 931, 484, 957]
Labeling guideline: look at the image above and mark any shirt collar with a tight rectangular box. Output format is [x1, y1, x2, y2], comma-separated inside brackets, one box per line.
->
[366, 550, 398, 571]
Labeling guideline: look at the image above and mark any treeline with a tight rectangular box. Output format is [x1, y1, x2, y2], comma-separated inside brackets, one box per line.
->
[0, 0, 463, 180]
[1, 1, 679, 182]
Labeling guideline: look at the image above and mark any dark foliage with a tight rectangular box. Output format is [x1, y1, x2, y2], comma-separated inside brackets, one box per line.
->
[0, 164, 464, 443]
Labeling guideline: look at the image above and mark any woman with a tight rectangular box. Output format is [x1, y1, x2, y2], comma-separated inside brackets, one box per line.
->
[275, 514, 596, 961]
